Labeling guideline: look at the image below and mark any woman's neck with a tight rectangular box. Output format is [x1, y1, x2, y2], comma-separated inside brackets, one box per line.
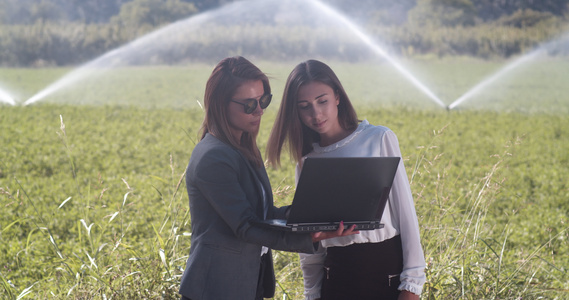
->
[319, 127, 353, 147]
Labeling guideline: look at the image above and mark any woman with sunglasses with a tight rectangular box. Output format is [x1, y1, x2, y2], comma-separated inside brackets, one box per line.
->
[266, 59, 426, 300]
[178, 56, 357, 300]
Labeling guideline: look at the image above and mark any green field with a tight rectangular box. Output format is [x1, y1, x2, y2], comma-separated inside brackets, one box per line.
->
[1, 58, 568, 299]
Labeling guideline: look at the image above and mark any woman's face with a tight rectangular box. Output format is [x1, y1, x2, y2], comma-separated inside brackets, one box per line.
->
[296, 81, 342, 138]
[227, 80, 265, 139]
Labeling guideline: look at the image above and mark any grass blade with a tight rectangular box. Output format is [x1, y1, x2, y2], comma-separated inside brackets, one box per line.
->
[58, 197, 72, 209]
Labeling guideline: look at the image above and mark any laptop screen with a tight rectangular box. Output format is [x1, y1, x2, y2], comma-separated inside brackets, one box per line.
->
[286, 157, 400, 224]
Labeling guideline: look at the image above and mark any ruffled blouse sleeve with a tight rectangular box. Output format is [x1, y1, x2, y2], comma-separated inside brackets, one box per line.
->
[382, 130, 426, 295]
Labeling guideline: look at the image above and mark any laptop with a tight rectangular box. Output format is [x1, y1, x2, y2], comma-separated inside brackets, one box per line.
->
[258, 156, 400, 232]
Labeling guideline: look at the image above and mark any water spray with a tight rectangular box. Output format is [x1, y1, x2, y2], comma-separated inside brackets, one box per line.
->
[311, 0, 447, 109]
[447, 31, 569, 110]
[23, 0, 447, 109]
[22, 9, 217, 106]
[447, 49, 545, 110]
[0, 87, 16, 106]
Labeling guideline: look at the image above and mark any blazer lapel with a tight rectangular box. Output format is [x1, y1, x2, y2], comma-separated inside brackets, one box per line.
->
[236, 151, 271, 219]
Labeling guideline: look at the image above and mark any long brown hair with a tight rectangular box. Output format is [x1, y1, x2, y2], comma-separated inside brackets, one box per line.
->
[200, 56, 271, 167]
[266, 59, 358, 167]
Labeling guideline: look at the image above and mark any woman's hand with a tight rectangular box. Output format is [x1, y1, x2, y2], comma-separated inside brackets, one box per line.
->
[310, 221, 359, 243]
[398, 290, 419, 300]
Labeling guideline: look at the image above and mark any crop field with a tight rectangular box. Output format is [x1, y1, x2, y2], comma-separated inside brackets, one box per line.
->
[1, 57, 568, 299]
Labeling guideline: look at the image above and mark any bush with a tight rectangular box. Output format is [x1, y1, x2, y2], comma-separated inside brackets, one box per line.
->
[0, 17, 568, 67]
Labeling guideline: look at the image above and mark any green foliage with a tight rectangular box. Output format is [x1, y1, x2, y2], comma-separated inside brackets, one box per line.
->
[473, 0, 569, 20]
[0, 0, 62, 24]
[0, 22, 139, 66]
[1, 20, 568, 67]
[0, 0, 568, 66]
[1, 61, 568, 298]
[375, 22, 569, 58]
[1, 104, 199, 299]
[111, 0, 198, 28]
[0, 0, 130, 24]
[496, 8, 558, 28]
[408, 0, 477, 27]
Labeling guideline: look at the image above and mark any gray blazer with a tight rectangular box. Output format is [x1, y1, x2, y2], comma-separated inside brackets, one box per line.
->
[179, 134, 315, 300]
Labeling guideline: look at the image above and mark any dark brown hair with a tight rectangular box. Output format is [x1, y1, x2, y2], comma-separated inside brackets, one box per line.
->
[266, 59, 358, 166]
[200, 56, 271, 167]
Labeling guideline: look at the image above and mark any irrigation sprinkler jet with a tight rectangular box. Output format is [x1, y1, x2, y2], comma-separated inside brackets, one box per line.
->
[0, 87, 16, 106]
[310, 0, 447, 109]
[447, 49, 545, 110]
[447, 30, 569, 110]
[23, 0, 446, 109]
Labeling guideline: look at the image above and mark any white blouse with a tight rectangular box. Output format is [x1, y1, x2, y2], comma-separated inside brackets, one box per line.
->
[297, 120, 426, 299]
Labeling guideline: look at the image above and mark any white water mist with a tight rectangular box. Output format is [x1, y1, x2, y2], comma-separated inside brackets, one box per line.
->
[24, 0, 445, 108]
[310, 0, 446, 108]
[0, 86, 16, 105]
[448, 50, 545, 110]
[449, 31, 569, 110]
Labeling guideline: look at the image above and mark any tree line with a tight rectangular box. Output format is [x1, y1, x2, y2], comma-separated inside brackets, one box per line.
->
[0, 0, 568, 66]
[2, 0, 568, 25]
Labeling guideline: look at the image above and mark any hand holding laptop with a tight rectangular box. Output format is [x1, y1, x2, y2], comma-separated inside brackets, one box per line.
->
[258, 157, 400, 233]
[311, 221, 360, 243]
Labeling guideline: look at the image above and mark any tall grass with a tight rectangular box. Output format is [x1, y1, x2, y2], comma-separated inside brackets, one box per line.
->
[409, 127, 567, 299]
[1, 103, 567, 299]
[269, 124, 568, 299]
[1, 113, 193, 299]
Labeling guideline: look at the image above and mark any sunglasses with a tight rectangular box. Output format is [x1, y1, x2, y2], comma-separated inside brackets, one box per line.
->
[230, 94, 272, 114]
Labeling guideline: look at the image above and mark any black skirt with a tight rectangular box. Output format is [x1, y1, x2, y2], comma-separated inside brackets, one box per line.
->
[321, 235, 403, 300]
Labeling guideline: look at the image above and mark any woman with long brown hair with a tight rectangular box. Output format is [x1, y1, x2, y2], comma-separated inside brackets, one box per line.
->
[267, 59, 426, 300]
[179, 56, 356, 300]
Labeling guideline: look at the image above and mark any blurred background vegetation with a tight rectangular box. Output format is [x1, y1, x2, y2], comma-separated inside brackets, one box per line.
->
[1, 0, 568, 67]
